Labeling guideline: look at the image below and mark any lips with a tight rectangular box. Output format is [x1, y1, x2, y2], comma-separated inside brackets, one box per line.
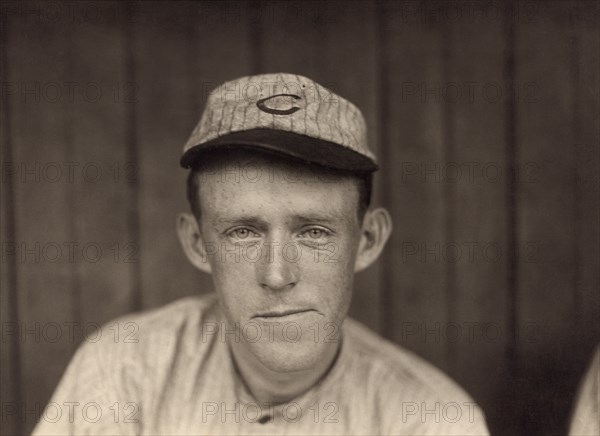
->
[254, 308, 315, 318]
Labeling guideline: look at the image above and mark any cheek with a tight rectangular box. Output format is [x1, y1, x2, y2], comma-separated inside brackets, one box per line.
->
[299, 245, 356, 317]
[208, 255, 258, 321]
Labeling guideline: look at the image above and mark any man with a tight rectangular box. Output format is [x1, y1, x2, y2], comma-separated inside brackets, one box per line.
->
[33, 73, 488, 435]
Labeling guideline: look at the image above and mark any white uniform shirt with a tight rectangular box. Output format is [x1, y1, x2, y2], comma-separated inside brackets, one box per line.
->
[33, 293, 489, 435]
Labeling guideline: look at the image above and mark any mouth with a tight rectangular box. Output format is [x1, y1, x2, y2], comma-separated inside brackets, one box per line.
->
[254, 309, 316, 318]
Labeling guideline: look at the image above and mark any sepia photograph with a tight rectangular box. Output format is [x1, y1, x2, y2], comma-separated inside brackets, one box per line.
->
[1, 1, 598, 435]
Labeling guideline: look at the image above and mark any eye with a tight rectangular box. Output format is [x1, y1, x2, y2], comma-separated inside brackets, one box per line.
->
[306, 228, 325, 239]
[227, 227, 259, 240]
[298, 227, 332, 243]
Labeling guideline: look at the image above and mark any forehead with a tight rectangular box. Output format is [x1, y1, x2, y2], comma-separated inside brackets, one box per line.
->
[194, 149, 360, 219]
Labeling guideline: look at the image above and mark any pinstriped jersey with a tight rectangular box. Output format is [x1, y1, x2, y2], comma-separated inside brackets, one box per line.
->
[33, 293, 489, 435]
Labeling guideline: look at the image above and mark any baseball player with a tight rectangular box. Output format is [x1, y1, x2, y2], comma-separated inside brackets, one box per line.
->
[33, 73, 489, 435]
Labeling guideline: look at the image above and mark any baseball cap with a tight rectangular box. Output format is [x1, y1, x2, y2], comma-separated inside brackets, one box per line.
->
[180, 73, 378, 172]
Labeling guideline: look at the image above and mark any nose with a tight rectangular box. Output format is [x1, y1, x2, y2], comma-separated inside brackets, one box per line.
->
[256, 241, 299, 292]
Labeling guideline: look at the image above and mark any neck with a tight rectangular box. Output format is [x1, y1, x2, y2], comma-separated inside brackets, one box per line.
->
[228, 337, 340, 405]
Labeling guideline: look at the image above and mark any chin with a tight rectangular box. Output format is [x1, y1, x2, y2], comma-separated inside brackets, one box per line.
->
[249, 339, 330, 373]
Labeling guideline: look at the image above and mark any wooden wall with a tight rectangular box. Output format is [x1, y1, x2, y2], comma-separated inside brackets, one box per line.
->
[1, 1, 598, 435]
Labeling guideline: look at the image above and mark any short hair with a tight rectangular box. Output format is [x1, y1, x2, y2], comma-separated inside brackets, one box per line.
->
[185, 148, 373, 223]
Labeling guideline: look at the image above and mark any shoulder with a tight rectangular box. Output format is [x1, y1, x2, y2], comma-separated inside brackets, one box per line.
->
[342, 318, 489, 435]
[108, 292, 220, 340]
[78, 293, 221, 369]
[343, 318, 468, 399]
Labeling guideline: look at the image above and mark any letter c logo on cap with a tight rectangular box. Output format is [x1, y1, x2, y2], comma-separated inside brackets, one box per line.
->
[256, 94, 302, 115]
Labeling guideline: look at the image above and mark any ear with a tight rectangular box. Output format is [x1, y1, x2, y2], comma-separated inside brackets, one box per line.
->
[354, 207, 393, 273]
[176, 213, 212, 274]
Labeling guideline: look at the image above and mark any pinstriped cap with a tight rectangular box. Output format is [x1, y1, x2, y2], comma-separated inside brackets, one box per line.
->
[180, 73, 378, 172]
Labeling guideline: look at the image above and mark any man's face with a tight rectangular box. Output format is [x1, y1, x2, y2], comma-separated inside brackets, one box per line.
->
[196, 152, 363, 372]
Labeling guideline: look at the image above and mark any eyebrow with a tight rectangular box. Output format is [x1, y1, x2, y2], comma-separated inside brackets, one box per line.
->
[214, 212, 344, 227]
[292, 213, 343, 224]
[216, 216, 268, 227]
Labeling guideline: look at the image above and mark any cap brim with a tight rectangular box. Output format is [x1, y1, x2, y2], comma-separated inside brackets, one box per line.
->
[180, 128, 378, 172]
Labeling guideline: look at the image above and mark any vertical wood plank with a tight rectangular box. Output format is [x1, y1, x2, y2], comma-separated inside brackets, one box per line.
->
[499, 2, 522, 434]
[1, 4, 21, 435]
[376, 0, 393, 339]
[6, 5, 75, 432]
[444, 8, 510, 434]
[67, 2, 135, 327]
[570, 0, 600, 428]
[381, 1, 448, 365]
[575, 2, 600, 357]
[134, 1, 254, 310]
[514, 2, 596, 434]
